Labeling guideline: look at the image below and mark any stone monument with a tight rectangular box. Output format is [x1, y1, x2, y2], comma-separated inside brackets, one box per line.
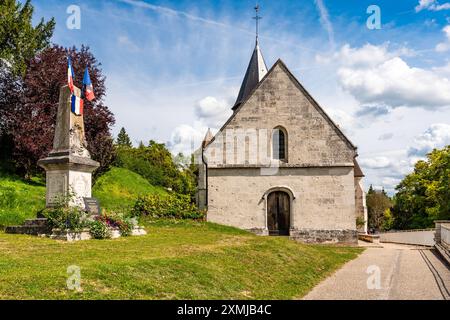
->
[38, 85, 99, 209]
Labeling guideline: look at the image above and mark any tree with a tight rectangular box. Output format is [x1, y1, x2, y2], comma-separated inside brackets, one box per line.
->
[391, 146, 450, 229]
[0, 0, 55, 75]
[114, 140, 197, 198]
[116, 127, 132, 148]
[366, 189, 393, 232]
[3, 45, 115, 178]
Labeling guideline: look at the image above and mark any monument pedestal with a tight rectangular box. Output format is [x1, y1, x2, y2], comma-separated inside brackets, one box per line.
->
[38, 85, 99, 209]
[38, 153, 99, 208]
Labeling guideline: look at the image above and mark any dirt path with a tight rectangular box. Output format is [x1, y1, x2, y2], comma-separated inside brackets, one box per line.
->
[302, 242, 450, 300]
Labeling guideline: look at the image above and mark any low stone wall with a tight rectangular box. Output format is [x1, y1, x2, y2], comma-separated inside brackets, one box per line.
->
[440, 224, 450, 250]
[379, 229, 435, 247]
[434, 221, 450, 264]
[358, 233, 380, 243]
[290, 228, 358, 244]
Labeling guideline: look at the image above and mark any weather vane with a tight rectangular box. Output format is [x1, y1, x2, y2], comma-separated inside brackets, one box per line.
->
[253, 3, 262, 41]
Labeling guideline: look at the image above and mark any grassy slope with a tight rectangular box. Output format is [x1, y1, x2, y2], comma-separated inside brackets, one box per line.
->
[92, 167, 167, 212]
[0, 219, 363, 300]
[0, 167, 167, 226]
[0, 174, 46, 227]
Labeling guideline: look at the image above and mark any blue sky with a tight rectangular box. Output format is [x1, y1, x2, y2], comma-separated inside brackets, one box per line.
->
[31, 0, 450, 193]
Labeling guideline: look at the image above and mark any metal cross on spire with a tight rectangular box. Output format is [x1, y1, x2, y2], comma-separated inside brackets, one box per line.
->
[253, 4, 262, 42]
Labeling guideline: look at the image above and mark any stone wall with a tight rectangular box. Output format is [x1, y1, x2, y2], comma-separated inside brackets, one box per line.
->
[290, 229, 358, 244]
[205, 61, 356, 169]
[207, 166, 357, 242]
[355, 177, 368, 233]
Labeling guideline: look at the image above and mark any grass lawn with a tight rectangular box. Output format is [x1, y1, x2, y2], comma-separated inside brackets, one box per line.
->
[0, 167, 167, 227]
[0, 219, 362, 300]
[0, 173, 46, 227]
[92, 167, 167, 212]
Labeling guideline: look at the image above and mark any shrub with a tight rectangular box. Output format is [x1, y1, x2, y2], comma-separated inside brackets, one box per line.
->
[97, 210, 135, 237]
[132, 194, 205, 220]
[89, 220, 111, 239]
[42, 206, 91, 232]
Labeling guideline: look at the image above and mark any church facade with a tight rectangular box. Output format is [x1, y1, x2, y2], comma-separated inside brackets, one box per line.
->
[197, 40, 367, 244]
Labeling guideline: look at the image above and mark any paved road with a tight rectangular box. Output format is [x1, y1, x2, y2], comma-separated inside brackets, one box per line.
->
[303, 242, 450, 300]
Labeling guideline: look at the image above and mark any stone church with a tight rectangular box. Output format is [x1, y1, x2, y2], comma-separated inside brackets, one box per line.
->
[197, 36, 367, 244]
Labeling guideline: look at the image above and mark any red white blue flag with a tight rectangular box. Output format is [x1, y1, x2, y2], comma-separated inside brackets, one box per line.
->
[71, 94, 84, 116]
[82, 67, 95, 101]
[67, 57, 75, 93]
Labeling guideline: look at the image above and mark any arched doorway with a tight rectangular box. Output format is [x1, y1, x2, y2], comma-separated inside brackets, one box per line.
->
[267, 191, 290, 235]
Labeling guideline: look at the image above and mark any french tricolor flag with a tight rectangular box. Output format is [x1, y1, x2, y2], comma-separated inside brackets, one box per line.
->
[82, 67, 95, 101]
[71, 94, 84, 116]
[67, 57, 75, 93]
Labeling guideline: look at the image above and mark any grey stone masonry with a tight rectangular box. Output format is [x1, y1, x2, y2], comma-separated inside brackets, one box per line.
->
[290, 228, 358, 244]
[38, 85, 99, 209]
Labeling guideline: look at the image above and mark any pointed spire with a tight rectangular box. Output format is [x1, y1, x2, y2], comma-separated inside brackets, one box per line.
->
[202, 128, 213, 148]
[233, 5, 268, 110]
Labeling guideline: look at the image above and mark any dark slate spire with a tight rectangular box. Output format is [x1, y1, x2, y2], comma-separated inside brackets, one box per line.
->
[232, 5, 268, 111]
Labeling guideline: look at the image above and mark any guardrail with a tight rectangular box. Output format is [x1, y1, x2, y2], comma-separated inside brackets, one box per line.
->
[434, 220, 450, 265]
[439, 223, 450, 250]
[379, 229, 435, 246]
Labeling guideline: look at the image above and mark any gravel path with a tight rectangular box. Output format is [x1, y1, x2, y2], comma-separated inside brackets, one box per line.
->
[302, 242, 450, 300]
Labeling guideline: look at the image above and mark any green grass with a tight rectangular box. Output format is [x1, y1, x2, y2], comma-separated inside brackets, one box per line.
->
[0, 173, 46, 227]
[0, 219, 363, 300]
[0, 167, 167, 226]
[92, 167, 168, 212]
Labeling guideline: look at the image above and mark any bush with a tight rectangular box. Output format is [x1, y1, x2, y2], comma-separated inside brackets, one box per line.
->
[132, 194, 205, 220]
[96, 210, 136, 237]
[89, 220, 111, 239]
[42, 205, 91, 232]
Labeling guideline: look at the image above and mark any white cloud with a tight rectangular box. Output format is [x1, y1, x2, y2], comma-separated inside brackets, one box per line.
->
[329, 44, 450, 109]
[359, 156, 392, 169]
[117, 35, 140, 52]
[194, 96, 232, 128]
[314, 0, 335, 49]
[168, 95, 233, 155]
[167, 122, 208, 156]
[433, 61, 450, 76]
[415, 0, 450, 12]
[407, 123, 450, 156]
[435, 25, 450, 52]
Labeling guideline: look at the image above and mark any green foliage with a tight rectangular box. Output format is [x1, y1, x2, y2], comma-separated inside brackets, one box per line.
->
[42, 206, 90, 232]
[392, 146, 450, 229]
[356, 216, 366, 229]
[114, 140, 197, 198]
[0, 0, 55, 75]
[382, 208, 394, 231]
[116, 127, 133, 148]
[92, 167, 167, 212]
[132, 193, 205, 220]
[89, 220, 111, 239]
[41, 195, 91, 232]
[366, 186, 393, 232]
[0, 173, 45, 227]
[96, 210, 136, 237]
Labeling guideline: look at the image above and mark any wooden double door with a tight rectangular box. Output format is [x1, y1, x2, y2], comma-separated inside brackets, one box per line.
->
[267, 191, 290, 236]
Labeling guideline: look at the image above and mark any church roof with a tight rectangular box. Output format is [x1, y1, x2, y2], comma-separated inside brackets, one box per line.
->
[232, 40, 268, 110]
[209, 59, 358, 153]
[202, 128, 213, 148]
[354, 159, 365, 177]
